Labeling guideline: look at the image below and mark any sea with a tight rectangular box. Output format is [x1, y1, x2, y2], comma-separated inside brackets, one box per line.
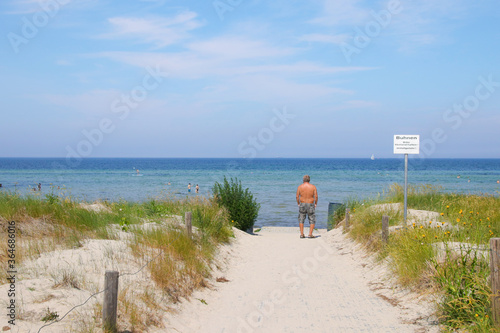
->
[1, 158, 499, 228]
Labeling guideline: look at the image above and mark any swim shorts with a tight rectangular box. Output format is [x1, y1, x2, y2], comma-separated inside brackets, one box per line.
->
[298, 202, 316, 224]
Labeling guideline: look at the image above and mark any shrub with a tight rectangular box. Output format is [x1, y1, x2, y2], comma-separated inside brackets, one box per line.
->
[212, 177, 260, 232]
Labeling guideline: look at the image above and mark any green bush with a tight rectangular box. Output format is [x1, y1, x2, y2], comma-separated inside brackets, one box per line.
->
[212, 177, 260, 232]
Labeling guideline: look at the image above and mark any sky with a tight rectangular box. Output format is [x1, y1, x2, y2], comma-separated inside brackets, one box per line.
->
[1, 0, 499, 159]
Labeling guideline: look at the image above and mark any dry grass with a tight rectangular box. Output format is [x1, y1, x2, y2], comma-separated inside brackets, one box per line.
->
[52, 269, 83, 290]
[347, 185, 499, 331]
[130, 227, 213, 303]
[118, 285, 165, 332]
[0, 191, 233, 332]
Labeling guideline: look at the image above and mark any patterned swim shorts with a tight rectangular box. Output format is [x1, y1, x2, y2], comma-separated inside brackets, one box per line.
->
[298, 202, 316, 225]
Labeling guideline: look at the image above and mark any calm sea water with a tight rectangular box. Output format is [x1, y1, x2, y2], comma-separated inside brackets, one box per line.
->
[1, 158, 499, 228]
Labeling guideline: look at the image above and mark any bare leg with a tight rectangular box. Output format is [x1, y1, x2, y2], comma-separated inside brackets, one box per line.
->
[309, 224, 315, 237]
[300, 223, 304, 236]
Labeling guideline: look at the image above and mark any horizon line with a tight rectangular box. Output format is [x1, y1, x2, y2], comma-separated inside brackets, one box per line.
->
[1, 156, 499, 159]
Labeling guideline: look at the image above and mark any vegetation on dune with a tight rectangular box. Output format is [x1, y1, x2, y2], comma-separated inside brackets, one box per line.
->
[4, 179, 499, 332]
[344, 184, 500, 332]
[0, 188, 234, 331]
[212, 176, 260, 232]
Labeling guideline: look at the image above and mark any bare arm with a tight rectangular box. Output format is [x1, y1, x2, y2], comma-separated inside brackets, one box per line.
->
[314, 187, 318, 206]
[296, 187, 301, 206]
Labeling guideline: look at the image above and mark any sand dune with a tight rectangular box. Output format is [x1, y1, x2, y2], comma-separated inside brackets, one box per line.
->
[1, 223, 440, 332]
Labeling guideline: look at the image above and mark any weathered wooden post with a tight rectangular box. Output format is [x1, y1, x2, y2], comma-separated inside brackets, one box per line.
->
[103, 270, 119, 333]
[185, 211, 192, 238]
[382, 215, 389, 244]
[490, 238, 500, 326]
[344, 208, 350, 230]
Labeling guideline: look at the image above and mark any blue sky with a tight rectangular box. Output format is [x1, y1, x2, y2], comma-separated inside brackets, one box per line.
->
[1, 0, 499, 158]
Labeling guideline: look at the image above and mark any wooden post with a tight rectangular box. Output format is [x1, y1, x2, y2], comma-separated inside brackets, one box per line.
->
[185, 211, 192, 238]
[382, 215, 389, 244]
[103, 270, 119, 333]
[490, 238, 500, 326]
[344, 208, 350, 230]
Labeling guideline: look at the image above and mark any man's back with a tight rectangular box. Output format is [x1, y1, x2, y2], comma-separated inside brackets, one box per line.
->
[297, 183, 317, 204]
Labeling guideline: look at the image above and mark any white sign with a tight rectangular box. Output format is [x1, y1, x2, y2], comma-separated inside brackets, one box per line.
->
[394, 135, 420, 154]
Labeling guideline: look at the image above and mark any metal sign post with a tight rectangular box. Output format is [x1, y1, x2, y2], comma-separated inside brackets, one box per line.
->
[404, 153, 408, 224]
[394, 135, 420, 227]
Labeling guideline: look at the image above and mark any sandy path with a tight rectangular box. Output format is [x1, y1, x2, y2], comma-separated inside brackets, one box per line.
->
[165, 227, 438, 333]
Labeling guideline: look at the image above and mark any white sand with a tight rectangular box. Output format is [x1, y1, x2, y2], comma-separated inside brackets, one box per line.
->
[164, 227, 440, 333]
[1, 220, 440, 332]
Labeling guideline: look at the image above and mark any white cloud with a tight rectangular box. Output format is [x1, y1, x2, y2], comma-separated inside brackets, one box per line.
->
[306, 0, 469, 52]
[96, 50, 375, 79]
[299, 33, 350, 45]
[100, 11, 203, 48]
[187, 37, 295, 59]
[389, 0, 467, 51]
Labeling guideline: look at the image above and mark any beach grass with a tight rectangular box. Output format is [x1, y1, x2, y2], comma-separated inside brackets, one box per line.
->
[0, 190, 233, 331]
[346, 184, 500, 331]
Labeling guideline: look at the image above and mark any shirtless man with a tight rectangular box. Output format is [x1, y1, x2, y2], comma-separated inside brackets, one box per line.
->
[296, 175, 318, 238]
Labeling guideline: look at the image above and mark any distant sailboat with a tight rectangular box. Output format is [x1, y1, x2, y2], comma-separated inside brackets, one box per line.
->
[371, 154, 375, 160]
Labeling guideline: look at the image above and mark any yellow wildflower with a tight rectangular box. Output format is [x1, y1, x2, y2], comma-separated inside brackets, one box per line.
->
[440, 213, 444, 216]
[457, 218, 461, 222]
[420, 225, 423, 229]
[446, 205, 450, 209]
[429, 221, 432, 224]
[422, 234, 426, 238]
[459, 209, 463, 214]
